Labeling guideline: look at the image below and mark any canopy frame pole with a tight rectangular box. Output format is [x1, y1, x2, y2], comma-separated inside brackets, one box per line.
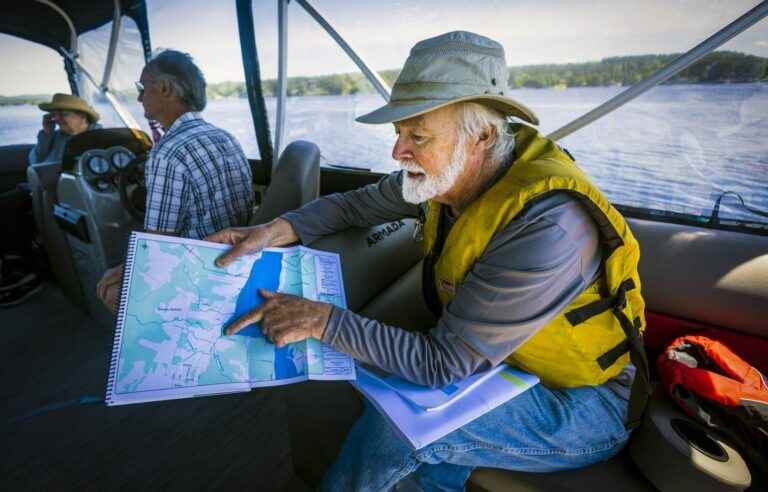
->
[33, 0, 80, 95]
[101, 0, 123, 90]
[294, 0, 391, 101]
[546, 1, 768, 142]
[236, 0, 274, 181]
[274, 0, 289, 167]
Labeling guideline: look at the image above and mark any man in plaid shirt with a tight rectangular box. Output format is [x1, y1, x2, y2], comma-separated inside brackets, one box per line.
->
[144, 112, 254, 239]
[97, 50, 254, 311]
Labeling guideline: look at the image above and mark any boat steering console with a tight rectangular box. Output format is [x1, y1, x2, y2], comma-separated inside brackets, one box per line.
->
[51, 128, 151, 326]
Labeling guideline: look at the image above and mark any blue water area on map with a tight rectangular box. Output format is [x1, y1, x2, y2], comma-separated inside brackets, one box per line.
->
[224, 250, 301, 379]
[225, 251, 282, 337]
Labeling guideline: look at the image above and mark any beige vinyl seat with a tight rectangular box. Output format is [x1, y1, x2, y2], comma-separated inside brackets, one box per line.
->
[250, 140, 321, 225]
[285, 217, 765, 492]
[27, 159, 86, 307]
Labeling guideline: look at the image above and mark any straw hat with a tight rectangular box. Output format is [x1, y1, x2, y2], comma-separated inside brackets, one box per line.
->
[39, 93, 100, 123]
[357, 31, 538, 126]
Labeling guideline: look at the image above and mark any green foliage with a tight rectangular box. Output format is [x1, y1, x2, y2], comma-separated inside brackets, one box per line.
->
[0, 94, 50, 106]
[508, 51, 768, 88]
[207, 80, 247, 99]
[3, 52, 766, 105]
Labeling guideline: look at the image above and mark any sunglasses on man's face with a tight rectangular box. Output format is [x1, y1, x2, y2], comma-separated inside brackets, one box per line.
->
[135, 81, 145, 96]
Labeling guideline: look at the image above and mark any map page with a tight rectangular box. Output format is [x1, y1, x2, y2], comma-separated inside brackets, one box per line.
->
[106, 232, 354, 406]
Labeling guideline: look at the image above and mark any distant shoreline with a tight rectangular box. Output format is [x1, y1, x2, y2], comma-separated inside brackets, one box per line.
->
[3, 51, 766, 106]
[3, 81, 765, 107]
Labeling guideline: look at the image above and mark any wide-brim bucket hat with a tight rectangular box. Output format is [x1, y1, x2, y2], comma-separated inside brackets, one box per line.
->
[39, 93, 100, 123]
[357, 31, 538, 126]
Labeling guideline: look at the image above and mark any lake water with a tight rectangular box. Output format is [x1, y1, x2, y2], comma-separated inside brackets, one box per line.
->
[2, 84, 766, 224]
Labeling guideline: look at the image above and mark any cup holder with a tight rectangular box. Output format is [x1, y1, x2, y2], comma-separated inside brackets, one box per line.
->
[670, 418, 728, 462]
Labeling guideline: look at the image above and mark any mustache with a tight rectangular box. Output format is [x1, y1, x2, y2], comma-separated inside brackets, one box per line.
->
[399, 160, 425, 174]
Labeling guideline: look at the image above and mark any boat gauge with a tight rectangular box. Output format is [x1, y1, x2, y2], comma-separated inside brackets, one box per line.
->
[87, 155, 111, 175]
[109, 147, 135, 170]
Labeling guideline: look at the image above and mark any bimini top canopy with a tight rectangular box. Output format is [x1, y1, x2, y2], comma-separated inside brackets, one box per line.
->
[0, 0, 147, 52]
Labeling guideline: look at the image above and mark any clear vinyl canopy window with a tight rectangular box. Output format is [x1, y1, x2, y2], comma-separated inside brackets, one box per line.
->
[263, 0, 767, 227]
[0, 34, 69, 147]
[77, 15, 149, 134]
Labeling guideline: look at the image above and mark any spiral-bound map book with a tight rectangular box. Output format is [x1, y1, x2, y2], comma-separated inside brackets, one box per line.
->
[106, 232, 355, 406]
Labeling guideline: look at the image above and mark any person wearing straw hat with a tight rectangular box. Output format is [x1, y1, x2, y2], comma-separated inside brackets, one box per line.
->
[2, 94, 100, 307]
[29, 93, 101, 165]
[208, 31, 646, 491]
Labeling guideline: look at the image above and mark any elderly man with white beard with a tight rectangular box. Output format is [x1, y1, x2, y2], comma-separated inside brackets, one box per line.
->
[208, 31, 648, 492]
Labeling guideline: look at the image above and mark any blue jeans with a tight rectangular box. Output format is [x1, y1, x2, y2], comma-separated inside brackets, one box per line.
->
[321, 382, 630, 492]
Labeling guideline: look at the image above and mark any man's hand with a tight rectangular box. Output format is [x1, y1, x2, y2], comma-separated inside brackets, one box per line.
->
[206, 218, 299, 268]
[225, 289, 332, 347]
[97, 264, 124, 314]
[42, 114, 55, 134]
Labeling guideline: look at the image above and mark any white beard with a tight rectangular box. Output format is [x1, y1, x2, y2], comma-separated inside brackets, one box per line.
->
[400, 138, 467, 204]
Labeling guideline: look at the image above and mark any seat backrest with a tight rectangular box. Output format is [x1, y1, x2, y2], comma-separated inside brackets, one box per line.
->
[310, 219, 423, 312]
[26, 161, 86, 307]
[629, 218, 768, 340]
[0, 144, 33, 193]
[250, 140, 320, 224]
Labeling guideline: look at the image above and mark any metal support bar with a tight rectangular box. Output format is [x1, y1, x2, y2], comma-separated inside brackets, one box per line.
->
[34, 0, 80, 94]
[34, 0, 77, 53]
[295, 0, 391, 101]
[236, 0, 274, 181]
[101, 0, 123, 89]
[275, 0, 289, 167]
[547, 1, 768, 142]
[125, 0, 153, 63]
[60, 48, 142, 131]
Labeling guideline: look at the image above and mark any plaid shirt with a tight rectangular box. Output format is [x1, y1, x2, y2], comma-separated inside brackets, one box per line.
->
[144, 112, 254, 239]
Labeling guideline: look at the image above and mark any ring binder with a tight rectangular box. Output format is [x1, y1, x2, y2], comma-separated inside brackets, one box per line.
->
[105, 232, 138, 406]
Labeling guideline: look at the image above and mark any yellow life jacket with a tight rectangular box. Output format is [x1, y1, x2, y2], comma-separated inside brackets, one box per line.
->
[422, 124, 646, 389]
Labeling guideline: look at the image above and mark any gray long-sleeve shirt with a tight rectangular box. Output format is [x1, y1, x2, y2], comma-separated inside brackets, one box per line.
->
[282, 171, 633, 393]
[28, 124, 101, 165]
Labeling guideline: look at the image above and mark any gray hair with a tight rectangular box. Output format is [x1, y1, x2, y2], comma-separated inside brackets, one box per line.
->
[146, 49, 207, 111]
[455, 102, 515, 167]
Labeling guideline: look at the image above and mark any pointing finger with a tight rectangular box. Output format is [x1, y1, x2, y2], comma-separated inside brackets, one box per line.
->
[225, 305, 266, 336]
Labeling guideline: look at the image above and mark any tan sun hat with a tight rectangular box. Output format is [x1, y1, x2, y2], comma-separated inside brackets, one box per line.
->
[39, 93, 100, 123]
[357, 31, 538, 126]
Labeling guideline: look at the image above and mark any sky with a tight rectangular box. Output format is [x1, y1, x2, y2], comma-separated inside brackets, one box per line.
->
[1, 0, 767, 96]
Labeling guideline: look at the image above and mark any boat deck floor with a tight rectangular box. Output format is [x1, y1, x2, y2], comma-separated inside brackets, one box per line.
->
[1, 282, 310, 491]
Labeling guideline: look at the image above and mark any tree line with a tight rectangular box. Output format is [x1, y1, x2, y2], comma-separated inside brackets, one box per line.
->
[212, 51, 768, 98]
[3, 51, 766, 105]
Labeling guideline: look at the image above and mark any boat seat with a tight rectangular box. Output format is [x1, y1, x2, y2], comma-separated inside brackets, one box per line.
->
[53, 128, 151, 327]
[355, 257, 753, 492]
[467, 450, 652, 492]
[0, 143, 33, 193]
[26, 160, 86, 307]
[250, 140, 321, 225]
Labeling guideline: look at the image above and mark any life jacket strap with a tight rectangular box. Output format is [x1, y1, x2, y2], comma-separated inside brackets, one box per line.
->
[564, 277, 650, 429]
[615, 311, 652, 430]
[565, 278, 635, 326]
